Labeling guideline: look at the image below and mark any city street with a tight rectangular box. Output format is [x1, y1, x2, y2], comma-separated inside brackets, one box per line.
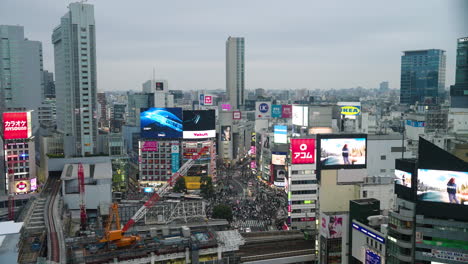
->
[208, 161, 288, 232]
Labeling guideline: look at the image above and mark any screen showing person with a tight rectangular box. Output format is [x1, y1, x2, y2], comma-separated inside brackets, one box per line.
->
[417, 169, 468, 205]
[221, 126, 231, 141]
[395, 170, 412, 188]
[320, 137, 366, 167]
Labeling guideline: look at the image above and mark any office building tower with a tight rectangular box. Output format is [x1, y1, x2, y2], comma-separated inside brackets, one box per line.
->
[126, 92, 154, 126]
[142, 79, 173, 107]
[450, 37, 468, 108]
[52, 2, 98, 156]
[110, 103, 126, 133]
[0, 25, 44, 134]
[43, 70, 55, 99]
[400, 49, 446, 105]
[379, 81, 389, 91]
[226, 37, 245, 110]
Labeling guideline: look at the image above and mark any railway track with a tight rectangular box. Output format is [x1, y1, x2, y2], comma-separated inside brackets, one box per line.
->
[45, 175, 61, 263]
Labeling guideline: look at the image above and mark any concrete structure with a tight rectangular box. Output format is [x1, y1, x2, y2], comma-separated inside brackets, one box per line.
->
[61, 162, 112, 210]
[52, 2, 98, 156]
[387, 197, 416, 263]
[400, 49, 446, 105]
[0, 221, 24, 264]
[226, 37, 245, 110]
[450, 37, 468, 108]
[0, 25, 45, 135]
[142, 79, 174, 108]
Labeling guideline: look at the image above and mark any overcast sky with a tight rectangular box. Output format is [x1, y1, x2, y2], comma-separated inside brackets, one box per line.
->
[2, 0, 467, 92]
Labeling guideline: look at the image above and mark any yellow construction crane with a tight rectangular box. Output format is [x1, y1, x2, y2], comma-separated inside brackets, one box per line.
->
[99, 203, 140, 248]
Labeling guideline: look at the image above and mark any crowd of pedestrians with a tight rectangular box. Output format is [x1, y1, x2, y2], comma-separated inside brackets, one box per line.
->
[207, 161, 287, 231]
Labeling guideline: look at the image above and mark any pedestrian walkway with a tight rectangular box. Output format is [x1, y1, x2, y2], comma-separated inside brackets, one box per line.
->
[231, 219, 269, 232]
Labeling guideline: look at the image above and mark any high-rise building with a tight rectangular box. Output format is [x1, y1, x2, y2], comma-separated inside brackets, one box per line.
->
[52, 2, 98, 156]
[226, 37, 245, 110]
[142, 79, 173, 107]
[379, 81, 389, 91]
[0, 25, 44, 134]
[450, 37, 468, 108]
[400, 49, 446, 105]
[43, 70, 56, 99]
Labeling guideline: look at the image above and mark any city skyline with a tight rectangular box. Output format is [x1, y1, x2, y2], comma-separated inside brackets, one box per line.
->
[1, 0, 467, 92]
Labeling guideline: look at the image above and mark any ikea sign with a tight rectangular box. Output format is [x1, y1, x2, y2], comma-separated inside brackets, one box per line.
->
[341, 106, 361, 116]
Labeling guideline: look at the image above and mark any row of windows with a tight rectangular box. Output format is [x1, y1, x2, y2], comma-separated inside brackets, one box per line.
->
[140, 176, 171, 181]
[291, 190, 316, 195]
[291, 170, 315, 175]
[5, 144, 29, 149]
[291, 180, 317, 185]
[140, 170, 172, 176]
[141, 154, 172, 158]
[291, 200, 315, 205]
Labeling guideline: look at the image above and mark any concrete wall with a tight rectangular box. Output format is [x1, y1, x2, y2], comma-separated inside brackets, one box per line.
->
[319, 170, 360, 212]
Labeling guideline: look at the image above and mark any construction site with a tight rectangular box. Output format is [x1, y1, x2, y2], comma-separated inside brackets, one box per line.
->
[13, 147, 316, 264]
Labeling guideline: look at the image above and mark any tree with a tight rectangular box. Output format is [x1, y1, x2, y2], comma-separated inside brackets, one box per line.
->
[212, 204, 233, 222]
[172, 177, 187, 193]
[200, 176, 214, 199]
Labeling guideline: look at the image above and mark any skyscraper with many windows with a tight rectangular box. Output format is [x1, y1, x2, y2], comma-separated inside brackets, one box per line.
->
[450, 37, 468, 108]
[52, 2, 98, 156]
[226, 37, 245, 110]
[0, 25, 44, 134]
[400, 49, 446, 105]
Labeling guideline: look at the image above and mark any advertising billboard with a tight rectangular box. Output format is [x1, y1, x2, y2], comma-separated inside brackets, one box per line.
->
[320, 213, 344, 238]
[274, 125, 287, 144]
[155, 82, 164, 91]
[141, 141, 158, 152]
[318, 135, 367, 169]
[271, 105, 282, 118]
[308, 127, 333, 135]
[365, 249, 382, 264]
[30, 178, 37, 191]
[273, 165, 286, 187]
[338, 102, 361, 118]
[395, 169, 412, 188]
[183, 110, 216, 139]
[292, 105, 308, 126]
[272, 152, 287, 165]
[171, 144, 180, 173]
[221, 126, 231, 141]
[233, 111, 242, 120]
[417, 169, 468, 205]
[291, 138, 315, 164]
[140, 108, 183, 139]
[255, 101, 271, 119]
[2, 112, 32, 140]
[15, 180, 29, 193]
[204, 95, 213, 106]
[221, 104, 231, 111]
[282, 105, 292, 118]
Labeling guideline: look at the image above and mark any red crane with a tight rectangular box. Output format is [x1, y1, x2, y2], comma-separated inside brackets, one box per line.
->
[78, 163, 87, 230]
[8, 194, 14, 221]
[121, 146, 209, 233]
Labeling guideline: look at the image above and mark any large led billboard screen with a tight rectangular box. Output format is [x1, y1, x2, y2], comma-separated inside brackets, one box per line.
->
[2, 112, 32, 140]
[221, 126, 231, 141]
[183, 110, 216, 139]
[140, 108, 183, 139]
[291, 138, 315, 164]
[417, 169, 468, 205]
[318, 134, 367, 169]
[395, 169, 412, 188]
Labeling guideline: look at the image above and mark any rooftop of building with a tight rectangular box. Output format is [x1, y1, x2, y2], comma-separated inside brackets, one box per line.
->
[0, 221, 24, 264]
[60, 162, 112, 181]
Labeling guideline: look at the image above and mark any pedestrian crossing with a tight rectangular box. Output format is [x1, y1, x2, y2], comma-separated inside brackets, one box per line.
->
[231, 219, 269, 231]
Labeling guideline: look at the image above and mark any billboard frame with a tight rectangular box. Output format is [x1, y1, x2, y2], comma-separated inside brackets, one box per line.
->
[317, 133, 367, 170]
